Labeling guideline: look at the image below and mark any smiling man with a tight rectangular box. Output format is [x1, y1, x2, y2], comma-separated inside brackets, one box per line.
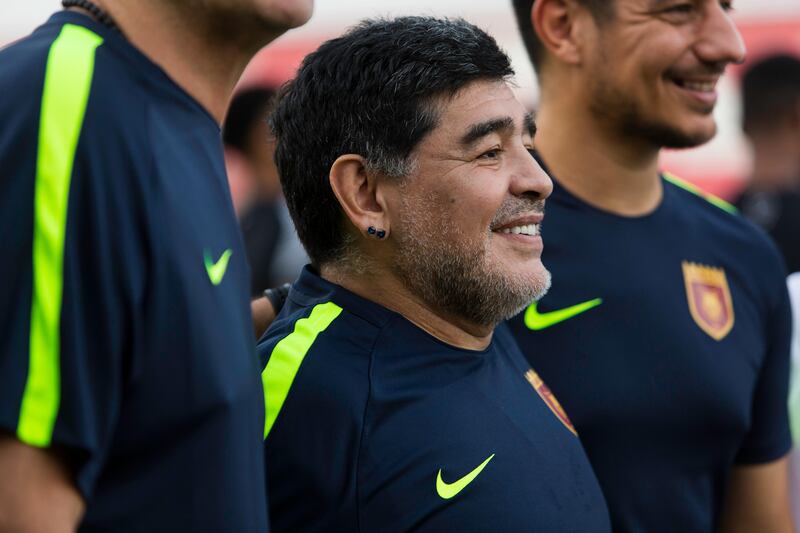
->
[258, 16, 610, 532]
[507, 0, 795, 531]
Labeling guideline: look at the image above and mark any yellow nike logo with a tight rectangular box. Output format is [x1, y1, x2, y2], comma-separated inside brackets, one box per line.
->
[436, 453, 495, 500]
[524, 298, 602, 330]
[204, 248, 232, 286]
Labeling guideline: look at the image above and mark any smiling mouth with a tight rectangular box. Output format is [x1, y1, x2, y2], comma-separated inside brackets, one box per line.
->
[670, 75, 719, 93]
[668, 74, 722, 110]
[673, 78, 717, 92]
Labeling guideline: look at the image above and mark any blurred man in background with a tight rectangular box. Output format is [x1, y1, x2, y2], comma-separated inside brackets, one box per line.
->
[508, 0, 794, 531]
[734, 53, 800, 275]
[223, 87, 307, 296]
[0, 0, 312, 530]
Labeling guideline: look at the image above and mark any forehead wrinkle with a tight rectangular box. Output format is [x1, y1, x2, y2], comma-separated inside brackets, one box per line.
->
[459, 116, 515, 148]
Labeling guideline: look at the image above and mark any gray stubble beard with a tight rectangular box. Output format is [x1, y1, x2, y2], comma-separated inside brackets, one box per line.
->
[391, 194, 551, 329]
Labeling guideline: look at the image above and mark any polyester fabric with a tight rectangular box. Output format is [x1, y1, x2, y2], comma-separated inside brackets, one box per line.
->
[259, 266, 611, 532]
[0, 12, 268, 532]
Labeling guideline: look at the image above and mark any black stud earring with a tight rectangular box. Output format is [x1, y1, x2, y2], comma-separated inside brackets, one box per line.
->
[367, 226, 387, 239]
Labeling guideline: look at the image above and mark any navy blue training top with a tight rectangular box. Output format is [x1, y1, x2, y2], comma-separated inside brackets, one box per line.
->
[507, 173, 793, 532]
[0, 12, 268, 531]
[259, 266, 611, 532]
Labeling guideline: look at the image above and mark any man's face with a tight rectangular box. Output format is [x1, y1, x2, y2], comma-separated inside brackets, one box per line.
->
[389, 80, 552, 328]
[579, 0, 745, 148]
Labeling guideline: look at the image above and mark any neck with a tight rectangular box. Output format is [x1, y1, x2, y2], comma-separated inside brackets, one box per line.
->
[320, 262, 494, 351]
[95, 0, 278, 124]
[535, 83, 663, 216]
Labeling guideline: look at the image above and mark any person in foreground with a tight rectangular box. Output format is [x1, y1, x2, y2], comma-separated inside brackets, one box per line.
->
[0, 0, 311, 531]
[259, 16, 611, 532]
[507, 0, 795, 531]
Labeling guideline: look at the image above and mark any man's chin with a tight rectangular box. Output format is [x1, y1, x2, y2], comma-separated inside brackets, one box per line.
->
[261, 1, 314, 29]
[495, 264, 552, 319]
[642, 121, 717, 150]
[501, 258, 551, 296]
[523, 266, 552, 305]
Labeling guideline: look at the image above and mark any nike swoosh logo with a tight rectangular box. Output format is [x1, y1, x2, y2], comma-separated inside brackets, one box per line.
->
[204, 249, 232, 286]
[524, 298, 602, 330]
[436, 453, 495, 500]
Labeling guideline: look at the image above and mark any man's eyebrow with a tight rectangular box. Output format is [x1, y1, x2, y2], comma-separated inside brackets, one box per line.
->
[523, 112, 536, 138]
[459, 117, 514, 147]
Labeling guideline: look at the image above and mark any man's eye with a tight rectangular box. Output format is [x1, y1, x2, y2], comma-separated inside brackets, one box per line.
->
[657, 2, 697, 23]
[667, 3, 693, 13]
[720, 1, 734, 12]
[479, 149, 502, 160]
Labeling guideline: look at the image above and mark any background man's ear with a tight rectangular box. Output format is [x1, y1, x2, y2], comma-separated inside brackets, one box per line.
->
[329, 155, 391, 239]
[532, 0, 589, 66]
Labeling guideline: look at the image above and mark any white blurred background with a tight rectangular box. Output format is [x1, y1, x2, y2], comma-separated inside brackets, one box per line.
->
[4, 0, 800, 197]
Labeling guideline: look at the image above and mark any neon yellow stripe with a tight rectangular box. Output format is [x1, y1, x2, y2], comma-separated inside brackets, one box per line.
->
[663, 172, 738, 215]
[262, 302, 343, 439]
[17, 25, 103, 447]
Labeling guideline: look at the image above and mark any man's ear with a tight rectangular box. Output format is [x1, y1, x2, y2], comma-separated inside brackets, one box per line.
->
[329, 154, 391, 239]
[532, 0, 591, 66]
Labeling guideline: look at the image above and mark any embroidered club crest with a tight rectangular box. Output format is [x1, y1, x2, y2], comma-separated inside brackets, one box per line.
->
[682, 261, 735, 341]
[525, 369, 578, 436]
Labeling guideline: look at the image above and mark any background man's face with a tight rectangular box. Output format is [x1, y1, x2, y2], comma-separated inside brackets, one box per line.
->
[389, 80, 553, 327]
[580, 0, 745, 148]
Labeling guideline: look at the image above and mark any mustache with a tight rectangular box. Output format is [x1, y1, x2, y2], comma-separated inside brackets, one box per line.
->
[490, 197, 545, 228]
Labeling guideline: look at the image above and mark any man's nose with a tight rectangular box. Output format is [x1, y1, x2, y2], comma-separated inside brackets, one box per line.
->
[510, 147, 553, 200]
[695, 2, 746, 67]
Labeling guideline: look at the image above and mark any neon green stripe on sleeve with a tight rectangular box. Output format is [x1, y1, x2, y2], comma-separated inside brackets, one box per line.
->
[663, 172, 738, 215]
[17, 24, 103, 447]
[262, 302, 343, 439]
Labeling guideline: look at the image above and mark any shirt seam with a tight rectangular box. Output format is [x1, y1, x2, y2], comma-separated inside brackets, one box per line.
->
[355, 314, 396, 533]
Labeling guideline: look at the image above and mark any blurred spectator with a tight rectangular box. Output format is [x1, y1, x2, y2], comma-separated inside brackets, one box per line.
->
[734, 54, 800, 274]
[223, 87, 307, 296]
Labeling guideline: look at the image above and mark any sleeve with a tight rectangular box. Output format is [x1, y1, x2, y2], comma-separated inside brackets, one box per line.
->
[734, 251, 793, 464]
[0, 29, 143, 499]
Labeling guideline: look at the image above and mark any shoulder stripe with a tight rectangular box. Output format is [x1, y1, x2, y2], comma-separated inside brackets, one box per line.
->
[662, 172, 738, 214]
[262, 301, 343, 439]
[17, 24, 103, 447]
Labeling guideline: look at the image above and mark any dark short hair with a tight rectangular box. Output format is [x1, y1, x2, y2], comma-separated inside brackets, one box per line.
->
[222, 87, 276, 154]
[510, 0, 614, 70]
[270, 16, 514, 267]
[742, 53, 800, 134]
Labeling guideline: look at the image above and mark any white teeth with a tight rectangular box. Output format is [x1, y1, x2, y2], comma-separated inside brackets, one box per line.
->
[682, 80, 715, 92]
[498, 224, 539, 236]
